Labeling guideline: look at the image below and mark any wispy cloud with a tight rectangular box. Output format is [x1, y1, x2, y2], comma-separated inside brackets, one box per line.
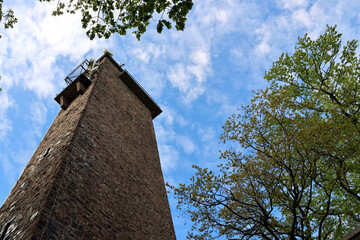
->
[275, 0, 309, 10]
[0, 92, 13, 140]
[177, 136, 196, 154]
[158, 144, 179, 173]
[0, 1, 112, 98]
[30, 101, 47, 137]
[1, 0, 360, 239]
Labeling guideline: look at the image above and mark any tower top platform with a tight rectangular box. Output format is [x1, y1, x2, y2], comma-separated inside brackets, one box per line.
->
[55, 51, 162, 119]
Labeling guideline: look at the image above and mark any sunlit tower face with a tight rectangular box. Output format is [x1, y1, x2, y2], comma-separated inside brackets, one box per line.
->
[0, 51, 175, 240]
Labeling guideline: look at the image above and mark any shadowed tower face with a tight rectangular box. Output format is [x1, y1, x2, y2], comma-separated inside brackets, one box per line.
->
[0, 52, 176, 239]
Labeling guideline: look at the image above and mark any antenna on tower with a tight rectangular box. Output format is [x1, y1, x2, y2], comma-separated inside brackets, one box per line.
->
[87, 58, 99, 72]
[103, 48, 114, 57]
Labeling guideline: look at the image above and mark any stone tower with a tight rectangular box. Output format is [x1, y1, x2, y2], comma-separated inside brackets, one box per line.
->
[0, 51, 176, 239]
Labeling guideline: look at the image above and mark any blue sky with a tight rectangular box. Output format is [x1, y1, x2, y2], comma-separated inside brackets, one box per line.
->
[1, 0, 360, 238]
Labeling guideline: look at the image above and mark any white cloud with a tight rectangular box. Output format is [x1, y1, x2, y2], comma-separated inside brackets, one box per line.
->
[177, 136, 196, 154]
[0, 0, 113, 98]
[191, 50, 210, 67]
[136, 69, 165, 98]
[11, 149, 33, 166]
[110, 0, 266, 104]
[167, 51, 209, 103]
[0, 0, 114, 146]
[0, 155, 17, 184]
[157, 105, 187, 127]
[155, 123, 176, 144]
[292, 9, 312, 28]
[198, 127, 216, 143]
[195, 0, 255, 34]
[159, 0, 257, 103]
[0, 150, 31, 186]
[276, 0, 309, 10]
[0, 92, 14, 139]
[199, 6, 229, 26]
[230, 48, 243, 58]
[30, 101, 48, 137]
[132, 48, 151, 63]
[158, 144, 179, 173]
[168, 63, 190, 93]
[154, 105, 187, 148]
[132, 43, 163, 64]
[0, 118, 12, 140]
[183, 86, 205, 104]
[255, 41, 271, 55]
[188, 49, 211, 83]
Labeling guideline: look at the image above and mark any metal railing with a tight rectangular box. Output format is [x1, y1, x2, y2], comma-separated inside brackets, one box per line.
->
[64, 59, 90, 85]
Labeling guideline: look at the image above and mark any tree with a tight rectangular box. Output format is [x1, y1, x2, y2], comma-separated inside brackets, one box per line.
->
[169, 26, 360, 239]
[0, 0, 193, 40]
[265, 26, 360, 203]
[0, 0, 17, 92]
[0, 0, 17, 38]
[41, 0, 194, 40]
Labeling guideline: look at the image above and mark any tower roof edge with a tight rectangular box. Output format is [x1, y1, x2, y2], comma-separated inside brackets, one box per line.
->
[97, 52, 162, 119]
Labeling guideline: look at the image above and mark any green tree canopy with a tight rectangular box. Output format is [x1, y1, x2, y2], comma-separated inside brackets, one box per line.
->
[1, 0, 193, 40]
[169, 26, 360, 239]
[0, 0, 17, 38]
[43, 0, 194, 40]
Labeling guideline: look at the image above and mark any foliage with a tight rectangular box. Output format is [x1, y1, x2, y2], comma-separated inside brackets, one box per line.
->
[0, 0, 17, 38]
[265, 25, 360, 204]
[169, 26, 360, 239]
[0, 0, 193, 40]
[39, 0, 194, 40]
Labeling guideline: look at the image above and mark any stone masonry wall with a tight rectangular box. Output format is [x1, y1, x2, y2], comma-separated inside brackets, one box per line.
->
[0, 55, 175, 239]
[0, 72, 96, 239]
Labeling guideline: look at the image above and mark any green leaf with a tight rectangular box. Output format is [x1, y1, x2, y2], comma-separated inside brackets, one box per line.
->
[32, 0, 194, 40]
[169, 26, 360, 239]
